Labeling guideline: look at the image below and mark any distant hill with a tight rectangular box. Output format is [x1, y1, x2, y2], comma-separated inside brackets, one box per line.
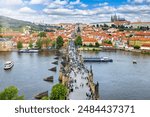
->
[0, 16, 59, 32]
[0, 16, 34, 27]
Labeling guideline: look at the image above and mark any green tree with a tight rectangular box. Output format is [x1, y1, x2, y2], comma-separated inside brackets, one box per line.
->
[56, 36, 64, 49]
[95, 42, 100, 47]
[38, 32, 46, 37]
[0, 86, 24, 100]
[134, 45, 140, 49]
[36, 38, 43, 49]
[89, 43, 93, 47]
[75, 36, 82, 46]
[50, 84, 67, 100]
[44, 38, 51, 48]
[52, 41, 56, 48]
[103, 40, 112, 44]
[77, 27, 81, 33]
[29, 41, 33, 49]
[17, 41, 23, 49]
[96, 24, 99, 28]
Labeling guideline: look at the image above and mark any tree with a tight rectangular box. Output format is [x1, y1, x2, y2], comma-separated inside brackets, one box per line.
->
[56, 36, 64, 49]
[36, 38, 43, 49]
[75, 36, 82, 46]
[89, 43, 93, 47]
[111, 24, 117, 28]
[44, 38, 51, 48]
[134, 45, 140, 49]
[17, 41, 23, 49]
[38, 32, 46, 37]
[0, 86, 24, 100]
[96, 24, 99, 28]
[50, 84, 68, 100]
[103, 40, 112, 44]
[95, 42, 100, 47]
[29, 41, 33, 49]
[52, 41, 56, 48]
[77, 26, 81, 33]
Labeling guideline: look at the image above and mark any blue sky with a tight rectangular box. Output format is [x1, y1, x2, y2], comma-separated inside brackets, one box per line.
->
[0, 0, 150, 24]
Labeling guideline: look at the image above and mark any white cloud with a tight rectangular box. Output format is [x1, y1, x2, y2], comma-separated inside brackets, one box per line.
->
[128, 0, 150, 3]
[134, 0, 144, 3]
[30, 0, 48, 4]
[19, 7, 36, 13]
[69, 0, 88, 8]
[80, 3, 88, 8]
[0, 0, 150, 24]
[70, 0, 80, 5]
[99, 2, 108, 6]
[54, 0, 68, 5]
[48, 0, 68, 9]
[0, 0, 23, 6]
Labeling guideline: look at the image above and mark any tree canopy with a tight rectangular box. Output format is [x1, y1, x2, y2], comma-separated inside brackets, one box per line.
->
[29, 41, 33, 49]
[38, 32, 46, 37]
[56, 36, 64, 49]
[17, 41, 23, 49]
[134, 45, 140, 49]
[103, 40, 112, 44]
[0, 86, 24, 100]
[36, 38, 43, 49]
[95, 42, 100, 47]
[75, 36, 82, 46]
[50, 84, 68, 100]
[44, 38, 51, 48]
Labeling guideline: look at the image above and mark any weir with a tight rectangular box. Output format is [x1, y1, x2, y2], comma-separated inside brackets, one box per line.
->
[59, 40, 100, 100]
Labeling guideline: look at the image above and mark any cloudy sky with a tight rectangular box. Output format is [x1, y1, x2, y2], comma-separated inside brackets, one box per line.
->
[0, 0, 150, 24]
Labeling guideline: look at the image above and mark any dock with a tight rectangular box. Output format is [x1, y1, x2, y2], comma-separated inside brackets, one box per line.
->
[59, 40, 100, 100]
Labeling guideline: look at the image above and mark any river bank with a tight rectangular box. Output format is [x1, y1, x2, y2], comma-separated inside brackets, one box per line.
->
[78, 46, 150, 55]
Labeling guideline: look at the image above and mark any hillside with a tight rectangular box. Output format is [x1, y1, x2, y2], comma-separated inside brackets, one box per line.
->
[0, 16, 57, 32]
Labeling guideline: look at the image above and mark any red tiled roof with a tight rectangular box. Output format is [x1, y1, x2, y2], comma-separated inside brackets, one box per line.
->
[142, 44, 150, 47]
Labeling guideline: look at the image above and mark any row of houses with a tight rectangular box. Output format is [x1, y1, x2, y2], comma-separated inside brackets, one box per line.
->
[0, 23, 150, 51]
[79, 24, 150, 50]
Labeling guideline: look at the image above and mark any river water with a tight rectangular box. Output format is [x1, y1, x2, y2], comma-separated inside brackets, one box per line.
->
[0, 50, 150, 100]
[82, 51, 150, 100]
[0, 51, 59, 99]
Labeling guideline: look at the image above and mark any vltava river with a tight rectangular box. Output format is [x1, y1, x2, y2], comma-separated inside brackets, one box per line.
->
[0, 50, 150, 99]
[0, 51, 59, 99]
[82, 51, 150, 100]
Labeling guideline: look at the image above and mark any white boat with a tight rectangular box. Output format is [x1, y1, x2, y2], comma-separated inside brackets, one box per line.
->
[18, 49, 39, 53]
[133, 60, 137, 64]
[4, 61, 14, 70]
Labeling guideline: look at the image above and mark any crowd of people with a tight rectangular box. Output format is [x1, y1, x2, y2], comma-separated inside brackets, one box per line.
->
[67, 41, 92, 100]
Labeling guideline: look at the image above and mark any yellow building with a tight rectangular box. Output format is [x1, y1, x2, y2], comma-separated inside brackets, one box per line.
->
[0, 38, 13, 51]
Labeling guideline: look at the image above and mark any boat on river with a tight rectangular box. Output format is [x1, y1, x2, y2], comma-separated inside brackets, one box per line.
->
[4, 61, 14, 70]
[133, 60, 137, 64]
[18, 49, 39, 53]
[83, 57, 113, 62]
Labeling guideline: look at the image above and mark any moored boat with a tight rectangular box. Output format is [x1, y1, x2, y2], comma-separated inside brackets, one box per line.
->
[4, 61, 14, 70]
[133, 60, 137, 64]
[83, 57, 113, 62]
[18, 49, 39, 53]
